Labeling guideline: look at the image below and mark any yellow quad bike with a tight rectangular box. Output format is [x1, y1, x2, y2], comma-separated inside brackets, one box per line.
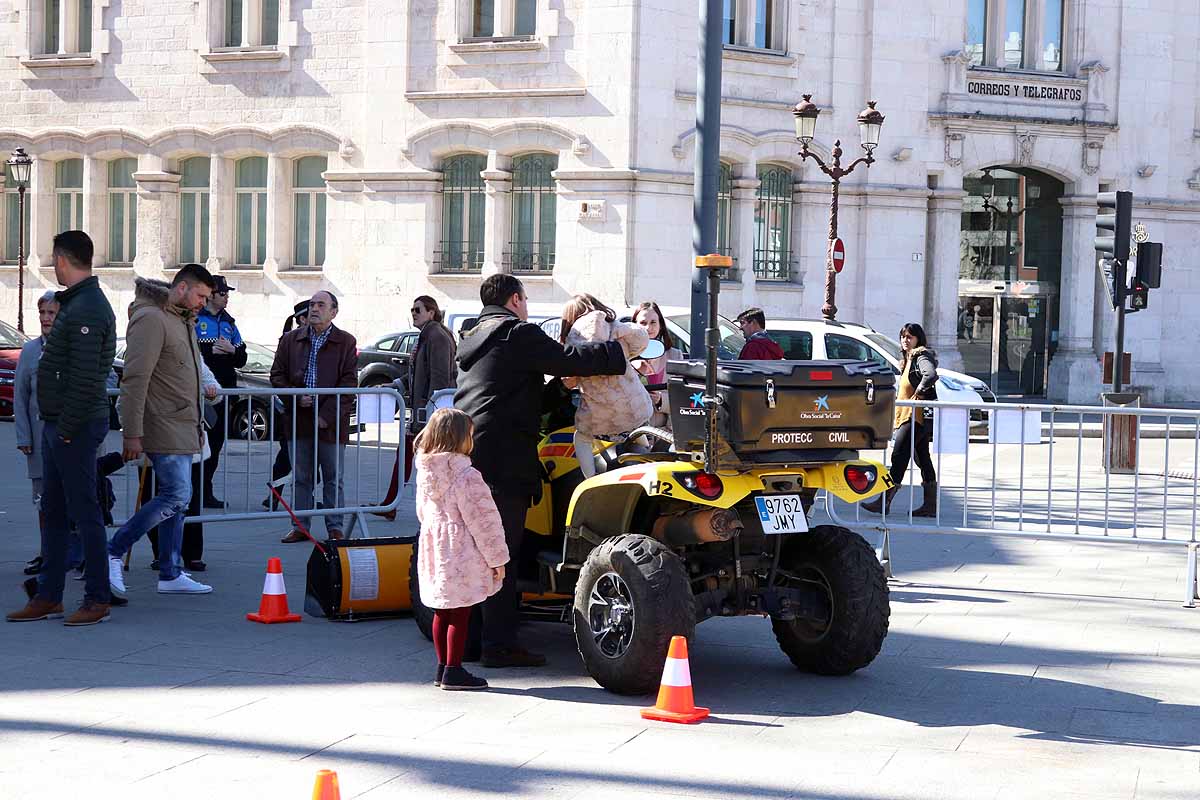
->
[409, 335, 897, 696]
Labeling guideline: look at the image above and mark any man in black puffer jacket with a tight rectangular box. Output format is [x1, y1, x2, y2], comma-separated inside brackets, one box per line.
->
[8, 231, 117, 627]
[455, 274, 626, 668]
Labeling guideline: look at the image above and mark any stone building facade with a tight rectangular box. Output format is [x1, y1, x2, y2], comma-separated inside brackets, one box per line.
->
[0, 0, 1196, 402]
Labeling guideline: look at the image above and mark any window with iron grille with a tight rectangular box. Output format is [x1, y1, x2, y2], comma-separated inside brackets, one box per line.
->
[506, 153, 557, 274]
[753, 164, 793, 281]
[716, 161, 737, 279]
[437, 154, 486, 273]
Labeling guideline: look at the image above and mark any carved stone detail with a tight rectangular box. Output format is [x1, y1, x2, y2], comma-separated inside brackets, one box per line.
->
[1016, 131, 1036, 165]
[1082, 140, 1102, 175]
[944, 131, 965, 167]
[942, 49, 970, 95]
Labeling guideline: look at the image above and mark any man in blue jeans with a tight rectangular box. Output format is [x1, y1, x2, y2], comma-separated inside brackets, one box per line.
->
[7, 231, 118, 627]
[107, 265, 216, 598]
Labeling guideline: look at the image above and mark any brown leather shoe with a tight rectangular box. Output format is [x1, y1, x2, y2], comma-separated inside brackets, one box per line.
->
[64, 602, 110, 626]
[7, 598, 65, 622]
[280, 530, 308, 544]
[328, 529, 345, 541]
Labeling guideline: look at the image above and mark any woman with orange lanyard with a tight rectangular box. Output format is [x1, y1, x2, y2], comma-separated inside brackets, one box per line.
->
[863, 322, 939, 517]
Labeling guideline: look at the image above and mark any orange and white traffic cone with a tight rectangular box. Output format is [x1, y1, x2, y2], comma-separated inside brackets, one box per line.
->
[311, 769, 340, 800]
[246, 557, 302, 624]
[640, 635, 709, 724]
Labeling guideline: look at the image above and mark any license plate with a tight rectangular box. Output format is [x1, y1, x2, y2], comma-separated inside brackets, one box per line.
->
[754, 494, 809, 535]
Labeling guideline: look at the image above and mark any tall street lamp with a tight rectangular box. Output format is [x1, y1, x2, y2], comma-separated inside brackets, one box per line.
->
[793, 96, 884, 320]
[7, 147, 32, 333]
[978, 168, 1028, 375]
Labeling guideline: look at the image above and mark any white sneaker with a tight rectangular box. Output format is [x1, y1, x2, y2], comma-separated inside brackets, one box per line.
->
[157, 574, 213, 594]
[108, 556, 127, 598]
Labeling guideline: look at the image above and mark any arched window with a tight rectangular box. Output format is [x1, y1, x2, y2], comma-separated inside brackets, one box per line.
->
[753, 164, 793, 281]
[3, 164, 31, 264]
[235, 156, 267, 267]
[108, 157, 138, 264]
[55, 158, 83, 235]
[437, 154, 486, 273]
[179, 157, 210, 265]
[293, 156, 327, 269]
[507, 153, 557, 273]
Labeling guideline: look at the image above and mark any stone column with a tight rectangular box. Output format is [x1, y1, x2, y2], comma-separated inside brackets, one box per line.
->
[132, 154, 181, 275]
[925, 188, 966, 369]
[731, 174, 759, 308]
[481, 151, 512, 277]
[207, 156, 233, 272]
[81, 156, 107, 266]
[263, 152, 288, 274]
[1047, 195, 1101, 402]
[28, 159, 54, 269]
[494, 0, 515, 36]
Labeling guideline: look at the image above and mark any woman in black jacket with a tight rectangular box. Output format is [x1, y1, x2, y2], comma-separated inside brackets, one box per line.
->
[864, 322, 939, 517]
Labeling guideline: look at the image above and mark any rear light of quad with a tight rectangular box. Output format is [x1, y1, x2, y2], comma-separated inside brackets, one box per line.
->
[674, 471, 724, 500]
[843, 465, 876, 494]
[809, 370, 834, 381]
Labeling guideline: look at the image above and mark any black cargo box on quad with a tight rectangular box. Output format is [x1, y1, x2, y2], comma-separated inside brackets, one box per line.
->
[667, 359, 896, 461]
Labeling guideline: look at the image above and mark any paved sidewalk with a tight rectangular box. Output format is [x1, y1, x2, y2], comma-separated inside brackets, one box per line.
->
[1, 421, 1198, 799]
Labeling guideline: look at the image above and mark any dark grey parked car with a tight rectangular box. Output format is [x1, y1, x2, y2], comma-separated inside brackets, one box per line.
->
[113, 339, 279, 441]
[357, 330, 419, 389]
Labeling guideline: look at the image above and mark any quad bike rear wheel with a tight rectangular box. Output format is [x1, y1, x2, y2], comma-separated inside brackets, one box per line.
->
[771, 525, 889, 675]
[573, 534, 694, 695]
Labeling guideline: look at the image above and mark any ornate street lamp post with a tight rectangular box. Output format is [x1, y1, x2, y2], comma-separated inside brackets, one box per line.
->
[7, 148, 32, 333]
[793, 96, 884, 320]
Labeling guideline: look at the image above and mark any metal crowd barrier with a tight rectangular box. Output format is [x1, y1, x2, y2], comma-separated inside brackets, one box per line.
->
[106, 386, 406, 539]
[822, 398, 1200, 606]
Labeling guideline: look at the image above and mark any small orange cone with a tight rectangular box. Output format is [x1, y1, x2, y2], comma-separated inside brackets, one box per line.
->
[311, 769, 340, 800]
[246, 557, 301, 624]
[640, 635, 709, 724]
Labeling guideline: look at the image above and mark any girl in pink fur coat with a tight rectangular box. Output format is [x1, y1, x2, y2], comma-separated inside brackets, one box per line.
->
[415, 408, 510, 691]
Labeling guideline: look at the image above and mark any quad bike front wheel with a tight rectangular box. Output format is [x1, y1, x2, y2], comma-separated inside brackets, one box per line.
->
[771, 525, 890, 675]
[573, 534, 695, 695]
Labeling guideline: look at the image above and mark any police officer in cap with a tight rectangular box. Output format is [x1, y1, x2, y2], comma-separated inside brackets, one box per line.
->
[195, 275, 246, 508]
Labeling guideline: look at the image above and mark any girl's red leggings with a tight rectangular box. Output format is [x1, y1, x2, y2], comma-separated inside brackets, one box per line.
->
[432, 607, 472, 667]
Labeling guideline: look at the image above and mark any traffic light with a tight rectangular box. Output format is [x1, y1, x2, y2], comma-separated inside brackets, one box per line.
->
[1130, 281, 1149, 310]
[1135, 241, 1162, 288]
[1095, 191, 1132, 309]
[1096, 191, 1132, 263]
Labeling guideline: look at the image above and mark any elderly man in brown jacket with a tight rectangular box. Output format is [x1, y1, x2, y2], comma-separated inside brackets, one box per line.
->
[107, 264, 217, 599]
[271, 290, 358, 542]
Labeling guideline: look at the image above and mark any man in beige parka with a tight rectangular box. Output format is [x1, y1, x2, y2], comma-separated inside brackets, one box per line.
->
[107, 264, 217, 599]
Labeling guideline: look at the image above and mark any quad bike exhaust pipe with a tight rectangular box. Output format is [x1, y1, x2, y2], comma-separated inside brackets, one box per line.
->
[652, 507, 743, 546]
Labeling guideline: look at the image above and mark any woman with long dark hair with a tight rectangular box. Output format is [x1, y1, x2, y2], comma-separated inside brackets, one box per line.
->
[632, 301, 682, 428]
[864, 322, 940, 517]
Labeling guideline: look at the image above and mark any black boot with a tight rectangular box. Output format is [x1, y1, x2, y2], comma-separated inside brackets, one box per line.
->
[434, 664, 445, 687]
[440, 666, 489, 691]
[862, 486, 898, 514]
[913, 482, 938, 518]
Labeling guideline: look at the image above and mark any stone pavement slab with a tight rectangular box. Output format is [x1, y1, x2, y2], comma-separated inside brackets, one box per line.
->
[1, 421, 1199, 799]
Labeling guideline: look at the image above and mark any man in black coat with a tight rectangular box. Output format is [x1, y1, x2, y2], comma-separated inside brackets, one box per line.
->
[455, 274, 626, 667]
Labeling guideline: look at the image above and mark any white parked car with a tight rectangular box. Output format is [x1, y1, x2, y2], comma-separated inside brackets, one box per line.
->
[766, 318, 995, 412]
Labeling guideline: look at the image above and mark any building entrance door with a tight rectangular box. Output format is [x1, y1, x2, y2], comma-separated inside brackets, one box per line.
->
[957, 280, 1056, 397]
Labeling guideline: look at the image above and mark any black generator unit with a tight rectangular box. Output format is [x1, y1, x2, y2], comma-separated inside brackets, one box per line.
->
[667, 360, 896, 463]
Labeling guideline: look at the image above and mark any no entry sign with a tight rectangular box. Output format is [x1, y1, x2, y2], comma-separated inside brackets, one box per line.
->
[830, 238, 846, 273]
